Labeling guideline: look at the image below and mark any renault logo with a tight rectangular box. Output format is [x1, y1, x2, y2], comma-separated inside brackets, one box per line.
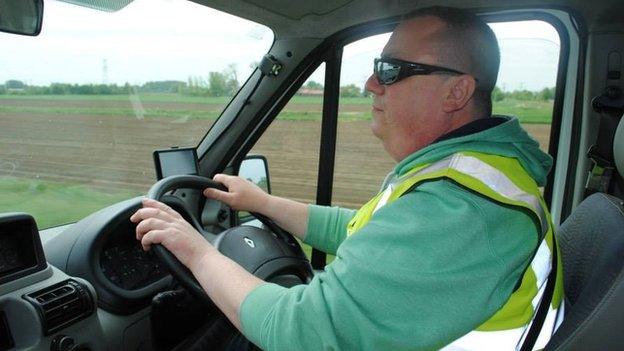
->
[244, 237, 255, 248]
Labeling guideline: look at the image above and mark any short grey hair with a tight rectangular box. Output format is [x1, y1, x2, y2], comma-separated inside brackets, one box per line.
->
[403, 6, 501, 117]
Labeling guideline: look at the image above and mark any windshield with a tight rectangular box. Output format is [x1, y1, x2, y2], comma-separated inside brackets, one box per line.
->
[0, 0, 273, 229]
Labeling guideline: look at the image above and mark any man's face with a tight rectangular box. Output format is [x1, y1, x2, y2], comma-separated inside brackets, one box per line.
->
[365, 16, 456, 161]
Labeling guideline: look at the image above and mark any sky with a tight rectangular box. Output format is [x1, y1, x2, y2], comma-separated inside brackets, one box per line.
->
[0, 0, 560, 92]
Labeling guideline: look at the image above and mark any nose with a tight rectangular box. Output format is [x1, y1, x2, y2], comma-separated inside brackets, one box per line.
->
[365, 73, 384, 96]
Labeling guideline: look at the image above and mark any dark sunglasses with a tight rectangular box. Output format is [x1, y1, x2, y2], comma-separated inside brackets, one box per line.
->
[374, 57, 468, 85]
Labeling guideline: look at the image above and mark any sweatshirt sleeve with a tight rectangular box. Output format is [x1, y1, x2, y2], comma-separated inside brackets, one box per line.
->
[239, 180, 538, 351]
[302, 204, 356, 255]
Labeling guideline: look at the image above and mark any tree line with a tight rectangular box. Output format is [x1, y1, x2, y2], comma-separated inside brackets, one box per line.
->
[1, 76, 555, 102]
[0, 65, 241, 97]
[492, 87, 555, 101]
[300, 81, 556, 101]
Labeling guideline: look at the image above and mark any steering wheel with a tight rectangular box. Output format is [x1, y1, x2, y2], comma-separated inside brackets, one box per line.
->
[146, 175, 313, 305]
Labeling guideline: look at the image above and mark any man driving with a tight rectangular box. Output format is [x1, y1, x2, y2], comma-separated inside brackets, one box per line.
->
[131, 6, 564, 350]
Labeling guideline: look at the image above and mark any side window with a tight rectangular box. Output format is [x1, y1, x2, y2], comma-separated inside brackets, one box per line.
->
[247, 64, 325, 258]
[490, 21, 560, 152]
[334, 20, 561, 208]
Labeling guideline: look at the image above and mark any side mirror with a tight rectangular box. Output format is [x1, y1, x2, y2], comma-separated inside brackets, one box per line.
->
[0, 0, 43, 36]
[239, 155, 271, 194]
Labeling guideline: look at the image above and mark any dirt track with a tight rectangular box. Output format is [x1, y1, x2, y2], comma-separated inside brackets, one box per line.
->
[0, 98, 551, 209]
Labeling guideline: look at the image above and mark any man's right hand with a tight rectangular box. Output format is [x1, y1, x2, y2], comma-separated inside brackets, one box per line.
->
[203, 174, 270, 214]
[203, 173, 310, 241]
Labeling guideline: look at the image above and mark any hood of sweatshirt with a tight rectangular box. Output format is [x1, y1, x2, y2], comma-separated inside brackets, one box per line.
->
[394, 116, 553, 186]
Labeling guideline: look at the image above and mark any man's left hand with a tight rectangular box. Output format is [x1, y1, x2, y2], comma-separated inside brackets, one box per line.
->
[130, 198, 215, 272]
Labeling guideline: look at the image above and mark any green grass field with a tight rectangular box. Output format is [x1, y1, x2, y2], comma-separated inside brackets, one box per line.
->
[0, 93, 373, 105]
[0, 178, 141, 229]
[0, 105, 220, 120]
[0, 93, 228, 104]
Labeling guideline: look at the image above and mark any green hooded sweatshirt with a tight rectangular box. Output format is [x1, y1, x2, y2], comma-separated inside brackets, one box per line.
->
[240, 116, 553, 351]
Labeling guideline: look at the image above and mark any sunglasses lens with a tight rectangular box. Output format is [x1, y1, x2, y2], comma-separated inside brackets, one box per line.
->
[376, 60, 400, 84]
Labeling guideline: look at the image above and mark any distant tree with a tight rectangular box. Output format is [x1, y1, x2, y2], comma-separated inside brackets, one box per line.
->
[50, 83, 69, 95]
[492, 86, 505, 102]
[5, 80, 25, 89]
[224, 64, 240, 96]
[207, 65, 240, 97]
[94, 84, 113, 94]
[509, 89, 536, 101]
[538, 87, 555, 101]
[0, 85, 6, 94]
[304, 80, 323, 90]
[25, 85, 48, 94]
[340, 84, 361, 98]
[4, 80, 21, 89]
[183, 76, 209, 96]
[72, 84, 95, 94]
[140, 80, 186, 93]
[208, 71, 228, 96]
[123, 83, 133, 94]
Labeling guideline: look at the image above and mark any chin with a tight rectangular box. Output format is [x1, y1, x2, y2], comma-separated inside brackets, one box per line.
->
[370, 122, 382, 139]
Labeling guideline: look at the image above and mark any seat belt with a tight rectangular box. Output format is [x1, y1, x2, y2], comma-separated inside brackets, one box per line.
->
[519, 231, 558, 351]
[584, 83, 623, 197]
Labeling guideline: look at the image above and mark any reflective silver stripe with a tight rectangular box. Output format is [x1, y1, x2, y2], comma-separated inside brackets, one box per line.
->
[533, 303, 564, 350]
[531, 240, 553, 308]
[440, 304, 563, 351]
[373, 184, 393, 213]
[385, 154, 549, 236]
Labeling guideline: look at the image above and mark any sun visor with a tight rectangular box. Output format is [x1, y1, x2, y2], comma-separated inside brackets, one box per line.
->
[57, 0, 134, 12]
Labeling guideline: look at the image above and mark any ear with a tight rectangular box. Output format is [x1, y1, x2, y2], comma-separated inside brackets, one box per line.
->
[442, 75, 476, 113]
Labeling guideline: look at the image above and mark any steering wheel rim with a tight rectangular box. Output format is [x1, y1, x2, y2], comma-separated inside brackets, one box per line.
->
[146, 174, 312, 305]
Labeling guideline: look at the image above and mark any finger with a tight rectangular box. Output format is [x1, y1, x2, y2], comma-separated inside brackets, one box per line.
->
[135, 218, 168, 241]
[141, 198, 183, 220]
[212, 173, 235, 187]
[130, 207, 175, 223]
[203, 187, 235, 203]
[140, 229, 168, 251]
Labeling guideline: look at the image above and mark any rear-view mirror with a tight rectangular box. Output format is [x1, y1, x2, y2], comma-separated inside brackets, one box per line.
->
[0, 0, 43, 36]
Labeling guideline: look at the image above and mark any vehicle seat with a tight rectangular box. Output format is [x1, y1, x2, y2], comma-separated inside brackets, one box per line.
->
[545, 114, 624, 350]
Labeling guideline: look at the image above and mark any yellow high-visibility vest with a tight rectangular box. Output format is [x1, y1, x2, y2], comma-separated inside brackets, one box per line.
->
[346, 151, 564, 350]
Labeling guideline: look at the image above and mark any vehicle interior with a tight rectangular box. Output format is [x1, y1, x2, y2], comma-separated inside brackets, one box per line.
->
[0, 0, 623, 350]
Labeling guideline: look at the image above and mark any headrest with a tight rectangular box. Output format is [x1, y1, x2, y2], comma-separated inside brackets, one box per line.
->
[615, 115, 624, 177]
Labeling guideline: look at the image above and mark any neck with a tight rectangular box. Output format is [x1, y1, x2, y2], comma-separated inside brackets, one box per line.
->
[390, 111, 481, 162]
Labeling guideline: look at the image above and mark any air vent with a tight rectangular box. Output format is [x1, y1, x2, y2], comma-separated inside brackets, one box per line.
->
[23, 279, 94, 335]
